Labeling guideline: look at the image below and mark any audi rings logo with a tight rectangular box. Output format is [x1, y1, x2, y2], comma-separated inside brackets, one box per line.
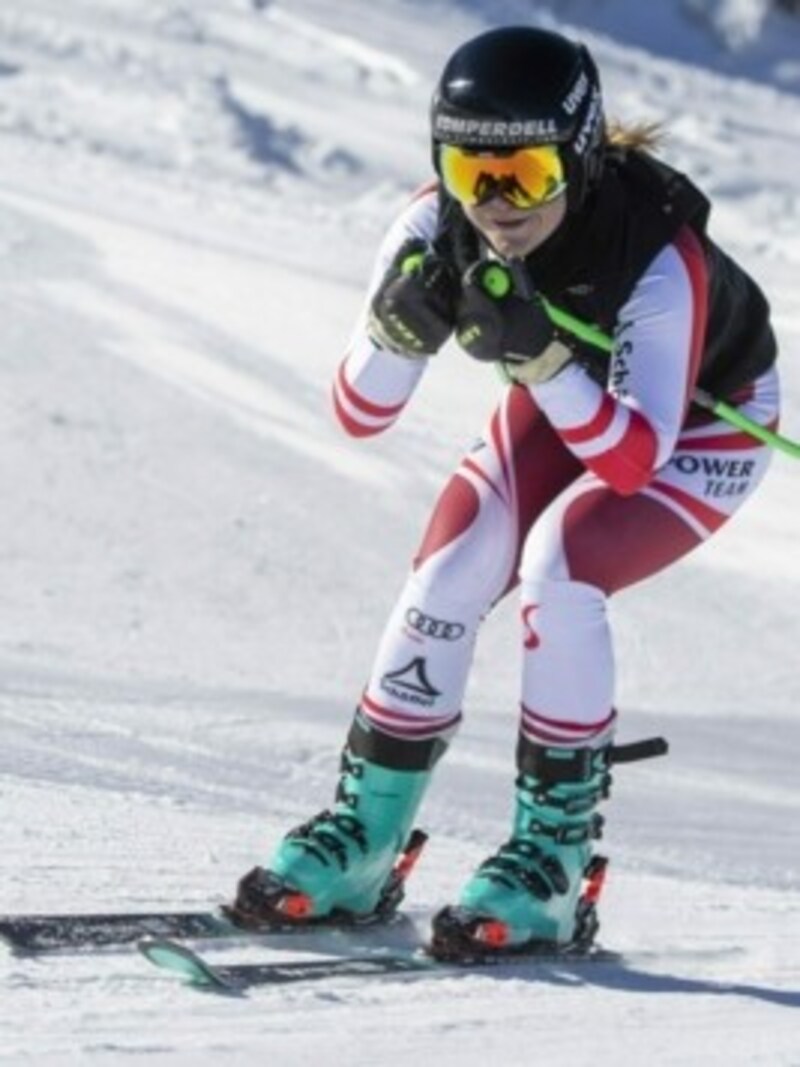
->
[405, 608, 465, 641]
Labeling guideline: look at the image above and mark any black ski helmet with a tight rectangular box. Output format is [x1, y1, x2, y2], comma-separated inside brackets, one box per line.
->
[431, 26, 606, 211]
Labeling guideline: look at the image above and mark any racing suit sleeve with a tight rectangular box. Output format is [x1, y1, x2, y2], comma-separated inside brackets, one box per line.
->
[332, 190, 440, 438]
[528, 225, 708, 495]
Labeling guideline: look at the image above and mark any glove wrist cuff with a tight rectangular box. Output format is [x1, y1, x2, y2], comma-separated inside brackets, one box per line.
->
[367, 318, 433, 360]
[504, 340, 573, 385]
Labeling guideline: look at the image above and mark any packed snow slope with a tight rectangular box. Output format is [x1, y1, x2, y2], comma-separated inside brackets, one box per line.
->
[0, 2, 798, 1064]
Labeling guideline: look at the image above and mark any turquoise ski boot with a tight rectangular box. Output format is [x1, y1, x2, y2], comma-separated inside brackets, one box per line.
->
[229, 713, 446, 928]
[431, 735, 613, 960]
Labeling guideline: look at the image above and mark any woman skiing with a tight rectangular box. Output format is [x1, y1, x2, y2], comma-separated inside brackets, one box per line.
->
[231, 26, 779, 959]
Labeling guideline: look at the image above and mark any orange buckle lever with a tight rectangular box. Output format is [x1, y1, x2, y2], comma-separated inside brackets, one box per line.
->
[276, 892, 313, 919]
[474, 920, 510, 948]
[393, 829, 429, 883]
[582, 856, 609, 906]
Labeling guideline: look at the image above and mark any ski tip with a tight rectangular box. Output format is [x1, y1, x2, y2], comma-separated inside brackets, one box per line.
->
[138, 937, 244, 995]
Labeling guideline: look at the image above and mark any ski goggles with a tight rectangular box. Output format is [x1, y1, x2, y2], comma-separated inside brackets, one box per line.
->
[438, 143, 566, 210]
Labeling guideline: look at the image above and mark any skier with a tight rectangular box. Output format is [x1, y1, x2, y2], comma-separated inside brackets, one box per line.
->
[231, 26, 779, 958]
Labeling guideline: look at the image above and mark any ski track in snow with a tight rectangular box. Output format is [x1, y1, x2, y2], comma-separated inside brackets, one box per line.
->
[1, 1, 799, 1064]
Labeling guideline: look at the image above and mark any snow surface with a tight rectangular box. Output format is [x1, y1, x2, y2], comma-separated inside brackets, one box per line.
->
[0, 1, 799, 1064]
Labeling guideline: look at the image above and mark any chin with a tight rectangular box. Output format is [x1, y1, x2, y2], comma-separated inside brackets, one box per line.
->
[492, 233, 536, 258]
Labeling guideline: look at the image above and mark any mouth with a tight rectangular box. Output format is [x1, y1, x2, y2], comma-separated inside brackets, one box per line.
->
[488, 216, 530, 231]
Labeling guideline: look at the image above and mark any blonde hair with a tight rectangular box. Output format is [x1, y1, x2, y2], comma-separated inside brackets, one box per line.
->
[605, 120, 665, 152]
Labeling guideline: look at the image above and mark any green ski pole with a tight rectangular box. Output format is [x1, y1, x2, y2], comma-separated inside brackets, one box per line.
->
[484, 261, 797, 459]
[542, 299, 798, 460]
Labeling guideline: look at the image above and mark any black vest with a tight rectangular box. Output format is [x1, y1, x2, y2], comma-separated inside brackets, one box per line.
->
[434, 148, 776, 399]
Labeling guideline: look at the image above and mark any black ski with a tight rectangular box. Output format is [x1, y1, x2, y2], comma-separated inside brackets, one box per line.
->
[0, 905, 410, 955]
[0, 910, 237, 954]
[0, 830, 429, 955]
[138, 937, 435, 991]
[138, 936, 621, 993]
[139, 846, 618, 994]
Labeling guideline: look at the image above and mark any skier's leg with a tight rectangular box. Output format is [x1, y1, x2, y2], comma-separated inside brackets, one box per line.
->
[444, 371, 778, 952]
[235, 388, 581, 923]
[360, 386, 582, 741]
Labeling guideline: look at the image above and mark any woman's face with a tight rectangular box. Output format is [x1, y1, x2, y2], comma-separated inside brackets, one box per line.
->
[463, 192, 567, 259]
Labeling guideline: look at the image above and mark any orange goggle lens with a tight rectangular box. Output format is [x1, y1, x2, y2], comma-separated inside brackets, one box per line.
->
[439, 143, 566, 210]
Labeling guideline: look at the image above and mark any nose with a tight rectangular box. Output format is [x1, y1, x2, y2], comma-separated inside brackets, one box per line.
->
[478, 192, 524, 216]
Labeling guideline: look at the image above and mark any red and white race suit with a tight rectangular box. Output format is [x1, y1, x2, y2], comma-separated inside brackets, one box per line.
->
[333, 191, 779, 748]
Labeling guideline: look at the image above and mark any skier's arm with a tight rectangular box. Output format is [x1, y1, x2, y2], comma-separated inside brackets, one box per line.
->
[528, 226, 708, 495]
[332, 192, 446, 438]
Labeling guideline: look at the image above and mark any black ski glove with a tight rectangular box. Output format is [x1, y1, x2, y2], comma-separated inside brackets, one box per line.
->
[455, 261, 573, 384]
[368, 238, 458, 357]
